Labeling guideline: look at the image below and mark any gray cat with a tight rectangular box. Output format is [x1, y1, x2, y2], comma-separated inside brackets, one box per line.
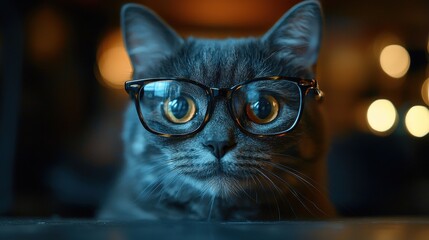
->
[99, 0, 335, 220]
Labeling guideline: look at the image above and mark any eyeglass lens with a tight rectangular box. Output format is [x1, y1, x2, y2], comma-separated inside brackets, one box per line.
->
[139, 80, 209, 135]
[231, 80, 302, 135]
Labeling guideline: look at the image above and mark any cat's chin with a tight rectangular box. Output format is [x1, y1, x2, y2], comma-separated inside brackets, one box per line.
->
[187, 169, 247, 181]
[184, 172, 251, 198]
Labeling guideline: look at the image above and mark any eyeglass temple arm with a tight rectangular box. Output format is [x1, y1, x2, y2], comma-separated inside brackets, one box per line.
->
[124, 82, 141, 100]
[313, 88, 324, 101]
[300, 79, 324, 102]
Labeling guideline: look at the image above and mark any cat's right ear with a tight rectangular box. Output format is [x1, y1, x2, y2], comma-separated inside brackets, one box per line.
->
[121, 4, 183, 73]
[261, 0, 323, 68]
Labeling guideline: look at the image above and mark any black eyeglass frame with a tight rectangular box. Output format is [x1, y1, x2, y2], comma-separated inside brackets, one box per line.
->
[125, 76, 324, 138]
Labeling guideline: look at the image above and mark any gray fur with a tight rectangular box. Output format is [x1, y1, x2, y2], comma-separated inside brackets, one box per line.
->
[99, 0, 334, 220]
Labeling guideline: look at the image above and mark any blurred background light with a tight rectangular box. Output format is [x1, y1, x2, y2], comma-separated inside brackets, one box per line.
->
[379, 44, 410, 78]
[422, 78, 429, 106]
[28, 6, 68, 63]
[405, 105, 429, 137]
[366, 99, 398, 134]
[327, 44, 367, 91]
[96, 30, 132, 89]
[175, 0, 272, 27]
[427, 35, 429, 53]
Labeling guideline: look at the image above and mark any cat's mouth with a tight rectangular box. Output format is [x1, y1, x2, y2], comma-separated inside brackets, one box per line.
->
[185, 163, 251, 182]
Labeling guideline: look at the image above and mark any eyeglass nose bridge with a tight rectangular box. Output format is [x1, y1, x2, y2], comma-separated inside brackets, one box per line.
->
[210, 88, 232, 99]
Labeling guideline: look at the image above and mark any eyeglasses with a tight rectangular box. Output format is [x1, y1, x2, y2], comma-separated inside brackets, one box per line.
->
[125, 76, 324, 138]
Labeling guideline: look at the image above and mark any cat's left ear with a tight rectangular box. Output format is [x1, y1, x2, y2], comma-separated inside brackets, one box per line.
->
[262, 0, 323, 68]
[121, 4, 184, 73]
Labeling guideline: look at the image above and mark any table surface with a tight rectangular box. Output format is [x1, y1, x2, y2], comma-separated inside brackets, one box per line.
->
[1, 218, 428, 240]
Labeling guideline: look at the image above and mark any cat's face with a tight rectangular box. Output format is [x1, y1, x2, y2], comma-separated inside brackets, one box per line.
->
[121, 1, 325, 199]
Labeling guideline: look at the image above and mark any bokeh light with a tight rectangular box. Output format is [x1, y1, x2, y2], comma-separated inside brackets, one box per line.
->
[405, 105, 429, 138]
[327, 44, 367, 91]
[427, 35, 429, 53]
[422, 78, 429, 106]
[28, 6, 67, 62]
[96, 30, 132, 89]
[366, 99, 398, 135]
[379, 45, 410, 78]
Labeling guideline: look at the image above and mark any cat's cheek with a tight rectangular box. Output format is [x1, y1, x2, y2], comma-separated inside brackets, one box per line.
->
[131, 134, 146, 155]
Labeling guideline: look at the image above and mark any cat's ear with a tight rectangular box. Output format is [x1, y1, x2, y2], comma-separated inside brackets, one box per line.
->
[262, 0, 323, 68]
[121, 4, 183, 73]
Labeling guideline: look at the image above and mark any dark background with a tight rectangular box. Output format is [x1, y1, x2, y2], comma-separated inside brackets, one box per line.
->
[1, 0, 428, 218]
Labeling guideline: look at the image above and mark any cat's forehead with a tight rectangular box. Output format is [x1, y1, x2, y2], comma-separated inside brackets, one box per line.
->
[169, 38, 273, 88]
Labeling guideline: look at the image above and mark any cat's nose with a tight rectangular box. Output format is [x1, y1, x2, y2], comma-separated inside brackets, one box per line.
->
[203, 140, 236, 159]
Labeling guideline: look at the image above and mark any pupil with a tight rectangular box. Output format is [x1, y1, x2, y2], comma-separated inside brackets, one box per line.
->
[251, 97, 271, 119]
[169, 96, 189, 119]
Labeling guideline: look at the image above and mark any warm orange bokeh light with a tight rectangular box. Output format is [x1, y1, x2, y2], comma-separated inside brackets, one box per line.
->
[96, 30, 133, 89]
[405, 105, 429, 138]
[170, 0, 298, 28]
[28, 6, 67, 62]
[379, 44, 410, 78]
[427, 35, 429, 53]
[366, 99, 398, 135]
[422, 78, 429, 106]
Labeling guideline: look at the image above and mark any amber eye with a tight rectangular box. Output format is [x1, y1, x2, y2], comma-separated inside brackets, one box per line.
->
[163, 96, 196, 124]
[246, 95, 279, 124]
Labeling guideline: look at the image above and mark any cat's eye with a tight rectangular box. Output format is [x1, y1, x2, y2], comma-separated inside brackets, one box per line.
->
[245, 95, 279, 124]
[163, 96, 196, 124]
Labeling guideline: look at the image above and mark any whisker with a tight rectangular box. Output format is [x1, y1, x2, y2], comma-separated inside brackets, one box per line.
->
[138, 162, 171, 173]
[262, 167, 328, 217]
[254, 168, 282, 220]
[252, 170, 270, 217]
[293, 190, 328, 217]
[174, 176, 187, 199]
[235, 180, 255, 202]
[136, 167, 172, 199]
[261, 167, 314, 216]
[259, 159, 322, 194]
[249, 175, 259, 203]
[156, 172, 182, 205]
[207, 195, 216, 221]
[261, 160, 331, 212]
